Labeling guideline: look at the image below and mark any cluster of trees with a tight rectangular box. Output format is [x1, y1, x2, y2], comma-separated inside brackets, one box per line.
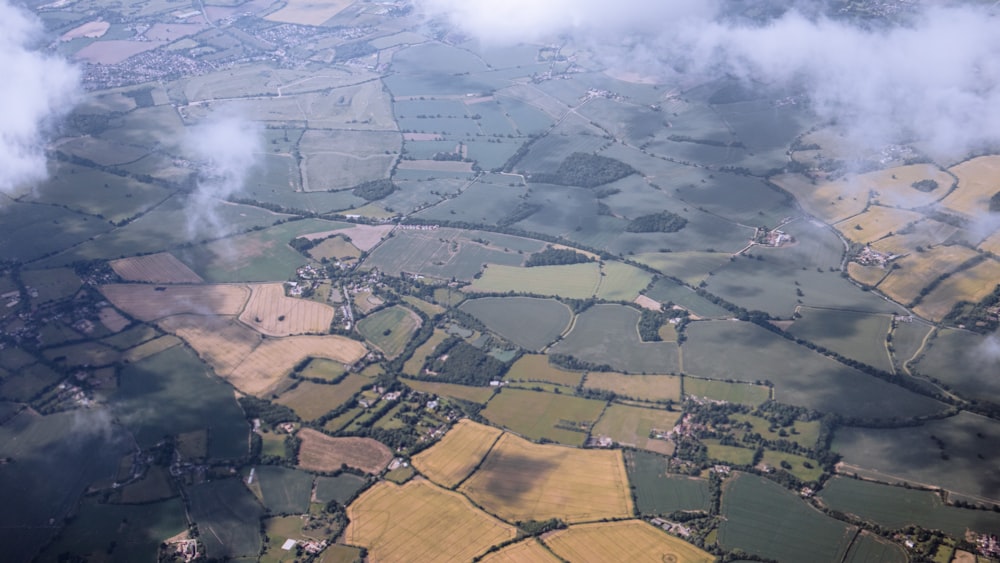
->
[420, 337, 508, 386]
[667, 134, 745, 149]
[991, 191, 1000, 212]
[911, 179, 939, 192]
[626, 211, 688, 233]
[942, 282, 1000, 333]
[351, 179, 397, 201]
[524, 247, 593, 267]
[497, 202, 541, 227]
[332, 41, 376, 62]
[529, 152, 636, 188]
[238, 396, 299, 426]
[548, 353, 611, 372]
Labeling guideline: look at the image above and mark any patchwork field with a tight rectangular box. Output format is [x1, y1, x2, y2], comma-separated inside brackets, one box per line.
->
[503, 354, 583, 387]
[836, 206, 924, 245]
[459, 433, 634, 523]
[254, 465, 313, 515]
[913, 257, 1000, 321]
[466, 263, 601, 299]
[943, 155, 1000, 218]
[229, 335, 368, 396]
[109, 252, 204, 284]
[297, 429, 392, 474]
[239, 283, 335, 336]
[583, 373, 681, 402]
[595, 261, 655, 301]
[858, 164, 955, 209]
[363, 228, 528, 281]
[345, 480, 517, 563]
[356, 305, 421, 359]
[157, 315, 261, 378]
[411, 419, 503, 488]
[772, 173, 869, 224]
[550, 304, 680, 374]
[481, 388, 607, 446]
[543, 520, 713, 563]
[460, 297, 572, 351]
[876, 245, 978, 306]
[592, 404, 680, 454]
[101, 283, 250, 321]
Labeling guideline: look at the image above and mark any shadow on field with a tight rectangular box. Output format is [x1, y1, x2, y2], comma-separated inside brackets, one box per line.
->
[471, 449, 558, 504]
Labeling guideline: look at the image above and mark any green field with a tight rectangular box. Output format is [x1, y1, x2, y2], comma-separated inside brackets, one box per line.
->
[729, 414, 821, 449]
[787, 308, 894, 372]
[460, 297, 572, 351]
[482, 388, 607, 446]
[0, 362, 63, 402]
[20, 267, 81, 304]
[300, 358, 347, 382]
[703, 441, 757, 466]
[889, 320, 933, 370]
[357, 305, 421, 359]
[276, 377, 368, 421]
[626, 451, 711, 514]
[402, 378, 496, 404]
[315, 474, 367, 505]
[101, 324, 159, 350]
[718, 473, 855, 562]
[504, 354, 583, 388]
[467, 262, 601, 298]
[255, 466, 314, 514]
[643, 278, 731, 317]
[402, 329, 449, 376]
[843, 531, 908, 563]
[592, 404, 680, 454]
[760, 450, 824, 482]
[550, 304, 679, 373]
[187, 478, 264, 559]
[683, 378, 771, 405]
[913, 329, 1000, 400]
[362, 228, 526, 281]
[595, 261, 654, 301]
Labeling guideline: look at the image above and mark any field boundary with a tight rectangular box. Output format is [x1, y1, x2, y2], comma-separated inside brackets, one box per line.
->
[451, 430, 504, 491]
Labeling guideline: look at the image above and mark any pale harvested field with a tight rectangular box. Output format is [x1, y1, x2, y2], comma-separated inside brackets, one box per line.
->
[847, 263, 889, 287]
[74, 40, 164, 65]
[543, 520, 713, 563]
[944, 156, 1000, 217]
[403, 133, 443, 141]
[979, 229, 1000, 255]
[346, 479, 516, 562]
[239, 283, 334, 336]
[861, 164, 954, 209]
[265, 0, 354, 25]
[157, 315, 261, 378]
[634, 295, 662, 311]
[836, 206, 924, 244]
[300, 224, 392, 252]
[914, 258, 1000, 321]
[480, 539, 560, 563]
[870, 220, 958, 256]
[591, 404, 680, 455]
[583, 373, 681, 402]
[298, 428, 392, 473]
[122, 335, 182, 363]
[771, 173, 868, 224]
[98, 307, 130, 332]
[412, 420, 503, 488]
[230, 335, 367, 396]
[308, 237, 360, 262]
[60, 20, 110, 41]
[101, 284, 249, 321]
[110, 253, 204, 284]
[396, 160, 475, 172]
[459, 433, 633, 523]
[877, 246, 979, 305]
[143, 23, 206, 42]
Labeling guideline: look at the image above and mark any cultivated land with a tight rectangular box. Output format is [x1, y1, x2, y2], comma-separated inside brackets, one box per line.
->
[228, 335, 368, 396]
[100, 283, 250, 321]
[583, 373, 681, 402]
[683, 377, 771, 405]
[544, 520, 714, 563]
[276, 376, 368, 421]
[345, 480, 517, 563]
[239, 283, 335, 336]
[481, 388, 607, 446]
[411, 419, 503, 488]
[592, 403, 680, 455]
[109, 252, 204, 283]
[480, 538, 561, 563]
[466, 263, 601, 298]
[459, 433, 634, 523]
[504, 354, 584, 387]
[460, 297, 572, 351]
[550, 304, 680, 373]
[401, 378, 496, 403]
[626, 451, 711, 514]
[943, 155, 1000, 217]
[356, 305, 421, 359]
[297, 429, 393, 474]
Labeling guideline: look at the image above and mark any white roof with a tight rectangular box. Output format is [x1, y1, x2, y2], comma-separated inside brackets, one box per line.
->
[281, 539, 297, 551]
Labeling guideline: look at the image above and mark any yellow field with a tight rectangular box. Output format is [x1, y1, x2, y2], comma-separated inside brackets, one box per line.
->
[401, 378, 496, 403]
[297, 428, 392, 473]
[863, 164, 955, 209]
[239, 283, 335, 336]
[308, 237, 361, 262]
[459, 433, 633, 523]
[543, 520, 713, 563]
[835, 206, 924, 244]
[846, 263, 888, 287]
[583, 373, 681, 402]
[504, 354, 583, 387]
[122, 335, 182, 363]
[771, 173, 868, 224]
[345, 480, 517, 563]
[412, 420, 503, 488]
[158, 315, 261, 377]
[100, 284, 249, 321]
[943, 156, 1000, 217]
[480, 539, 561, 563]
[466, 263, 602, 299]
[877, 245, 979, 306]
[265, 0, 354, 25]
[109, 252, 204, 284]
[230, 335, 367, 396]
[979, 229, 1000, 255]
[870, 220, 959, 257]
[914, 258, 1000, 321]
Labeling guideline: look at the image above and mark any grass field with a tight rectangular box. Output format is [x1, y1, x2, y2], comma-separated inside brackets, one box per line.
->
[819, 476, 1000, 537]
[912, 329, 1000, 399]
[943, 155, 1000, 217]
[362, 228, 526, 282]
[836, 206, 924, 245]
[401, 378, 496, 404]
[459, 432, 634, 523]
[345, 480, 517, 563]
[481, 388, 606, 446]
[550, 304, 680, 374]
[239, 283, 335, 336]
[44, 341, 120, 368]
[481, 538, 561, 563]
[787, 308, 894, 372]
[913, 257, 1000, 321]
[101, 283, 250, 321]
[592, 404, 680, 455]
[718, 472, 855, 562]
[356, 305, 421, 359]
[683, 377, 770, 405]
[297, 429, 392, 474]
[101, 324, 159, 350]
[583, 373, 681, 402]
[543, 520, 713, 563]
[402, 295, 444, 317]
[109, 252, 204, 284]
[299, 130, 398, 192]
[626, 450, 711, 514]
[314, 473, 367, 505]
[187, 478, 264, 559]
[276, 376, 368, 421]
[255, 465, 314, 514]
[730, 414, 821, 450]
[843, 531, 908, 563]
[460, 297, 572, 351]
[412, 419, 503, 488]
[760, 450, 823, 482]
[703, 440, 757, 465]
[20, 267, 81, 303]
[299, 358, 346, 381]
[503, 354, 583, 387]
[466, 262, 601, 298]
[596, 261, 655, 301]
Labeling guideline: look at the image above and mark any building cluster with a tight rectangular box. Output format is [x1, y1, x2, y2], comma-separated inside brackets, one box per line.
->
[977, 533, 1000, 559]
[853, 245, 895, 267]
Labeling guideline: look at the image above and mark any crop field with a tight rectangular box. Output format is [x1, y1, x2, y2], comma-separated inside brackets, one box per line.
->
[299, 130, 399, 192]
[322, 224, 393, 252]
[402, 295, 444, 317]
[97, 306, 131, 332]
[254, 465, 314, 514]
[703, 441, 756, 465]
[833, 412, 1000, 503]
[869, 219, 958, 257]
[626, 450, 711, 514]
[683, 378, 770, 405]
[187, 478, 264, 560]
[943, 155, 1000, 217]
[843, 531, 908, 563]
[857, 164, 954, 209]
[297, 429, 392, 474]
[299, 358, 346, 381]
[481, 388, 607, 446]
[549, 304, 680, 373]
[583, 373, 681, 402]
[100, 283, 250, 321]
[459, 432, 634, 523]
[836, 206, 924, 244]
[787, 308, 893, 372]
[229, 335, 368, 396]
[460, 297, 572, 351]
[595, 261, 655, 301]
[401, 378, 496, 403]
[718, 472, 855, 562]
[109, 252, 204, 284]
[412, 419, 503, 488]
[402, 329, 448, 375]
[772, 173, 870, 224]
[912, 329, 1000, 399]
[308, 236, 360, 262]
[356, 305, 421, 359]
[239, 283, 335, 336]
[682, 320, 945, 420]
[466, 263, 600, 298]
[503, 354, 583, 387]
[592, 404, 680, 455]
[847, 262, 889, 287]
[276, 377, 368, 421]
[876, 245, 979, 306]
[819, 477, 1000, 536]
[157, 314, 261, 377]
[345, 480, 517, 563]
[543, 520, 713, 563]
[644, 278, 731, 318]
[362, 228, 526, 281]
[481, 538, 561, 563]
[760, 450, 823, 482]
[913, 257, 1000, 321]
[314, 473, 367, 505]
